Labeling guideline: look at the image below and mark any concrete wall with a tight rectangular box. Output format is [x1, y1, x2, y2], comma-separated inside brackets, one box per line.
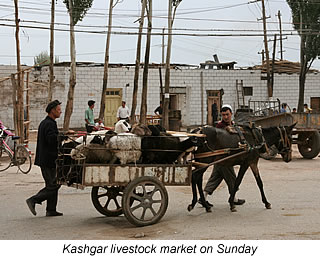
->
[0, 64, 319, 129]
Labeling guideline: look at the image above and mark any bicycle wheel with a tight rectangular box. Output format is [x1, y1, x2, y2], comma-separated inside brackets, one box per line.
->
[0, 147, 12, 171]
[16, 145, 32, 174]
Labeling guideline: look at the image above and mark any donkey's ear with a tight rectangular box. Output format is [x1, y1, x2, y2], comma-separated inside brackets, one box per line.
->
[287, 122, 297, 132]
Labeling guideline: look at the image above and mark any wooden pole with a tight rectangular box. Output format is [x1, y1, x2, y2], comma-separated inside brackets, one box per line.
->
[162, 27, 165, 65]
[63, 0, 76, 131]
[200, 71, 204, 125]
[163, 0, 173, 129]
[49, 0, 55, 103]
[130, 0, 147, 124]
[277, 10, 283, 61]
[99, 0, 114, 121]
[25, 72, 30, 144]
[271, 34, 277, 94]
[261, 0, 272, 97]
[140, 0, 152, 125]
[14, 0, 23, 141]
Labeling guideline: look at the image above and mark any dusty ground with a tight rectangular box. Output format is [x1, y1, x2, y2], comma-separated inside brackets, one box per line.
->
[0, 140, 319, 240]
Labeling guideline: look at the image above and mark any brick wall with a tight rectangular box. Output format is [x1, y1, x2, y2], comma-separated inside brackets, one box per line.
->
[0, 64, 319, 129]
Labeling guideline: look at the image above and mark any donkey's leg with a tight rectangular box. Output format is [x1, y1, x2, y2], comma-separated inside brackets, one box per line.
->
[197, 171, 212, 212]
[250, 162, 271, 209]
[187, 169, 199, 211]
[228, 164, 248, 212]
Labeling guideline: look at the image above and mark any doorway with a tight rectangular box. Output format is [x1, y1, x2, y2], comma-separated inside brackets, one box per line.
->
[104, 88, 122, 126]
[207, 90, 221, 125]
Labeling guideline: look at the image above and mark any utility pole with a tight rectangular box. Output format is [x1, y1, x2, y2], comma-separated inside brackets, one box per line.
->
[162, 27, 165, 65]
[271, 34, 277, 92]
[260, 0, 272, 97]
[258, 49, 265, 64]
[163, 0, 173, 129]
[277, 10, 284, 60]
[49, 0, 55, 103]
[130, 0, 147, 124]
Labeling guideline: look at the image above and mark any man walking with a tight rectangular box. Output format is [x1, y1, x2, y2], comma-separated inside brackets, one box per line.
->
[26, 100, 63, 217]
[200, 104, 245, 207]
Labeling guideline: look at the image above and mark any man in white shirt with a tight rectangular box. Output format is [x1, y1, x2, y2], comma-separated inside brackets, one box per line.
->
[117, 101, 130, 121]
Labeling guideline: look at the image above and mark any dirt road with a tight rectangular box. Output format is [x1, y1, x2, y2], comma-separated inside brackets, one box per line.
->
[0, 147, 319, 240]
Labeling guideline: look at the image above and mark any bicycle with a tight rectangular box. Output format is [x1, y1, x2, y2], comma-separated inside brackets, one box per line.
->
[0, 128, 32, 174]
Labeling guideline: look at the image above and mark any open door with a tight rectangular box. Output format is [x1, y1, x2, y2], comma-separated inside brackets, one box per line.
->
[207, 90, 221, 125]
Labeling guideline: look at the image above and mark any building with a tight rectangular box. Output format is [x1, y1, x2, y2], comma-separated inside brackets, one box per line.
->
[0, 63, 319, 129]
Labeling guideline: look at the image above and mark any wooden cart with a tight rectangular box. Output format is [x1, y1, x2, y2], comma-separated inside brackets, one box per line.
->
[57, 158, 191, 227]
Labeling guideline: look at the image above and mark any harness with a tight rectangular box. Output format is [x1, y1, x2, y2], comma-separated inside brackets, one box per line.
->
[192, 125, 265, 169]
[276, 126, 291, 153]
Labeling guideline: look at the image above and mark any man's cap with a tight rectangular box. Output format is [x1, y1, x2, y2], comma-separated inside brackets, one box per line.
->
[122, 100, 126, 103]
[221, 104, 233, 112]
[46, 100, 61, 113]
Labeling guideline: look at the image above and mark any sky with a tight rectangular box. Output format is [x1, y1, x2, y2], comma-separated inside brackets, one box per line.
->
[1, 0, 319, 69]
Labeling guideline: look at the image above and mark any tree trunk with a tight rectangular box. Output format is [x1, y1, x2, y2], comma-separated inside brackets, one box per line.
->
[163, 0, 173, 129]
[63, 0, 76, 131]
[297, 7, 306, 113]
[130, 0, 147, 124]
[48, 0, 55, 103]
[99, 0, 114, 121]
[139, 0, 152, 125]
[14, 0, 23, 142]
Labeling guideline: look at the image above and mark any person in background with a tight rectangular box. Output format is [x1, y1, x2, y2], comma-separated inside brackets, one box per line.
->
[280, 103, 287, 113]
[94, 118, 106, 130]
[85, 100, 95, 133]
[117, 101, 130, 121]
[200, 104, 245, 207]
[292, 108, 297, 113]
[304, 104, 312, 113]
[212, 102, 218, 126]
[26, 100, 63, 217]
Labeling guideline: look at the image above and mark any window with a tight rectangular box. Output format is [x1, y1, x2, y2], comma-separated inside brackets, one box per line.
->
[243, 87, 253, 96]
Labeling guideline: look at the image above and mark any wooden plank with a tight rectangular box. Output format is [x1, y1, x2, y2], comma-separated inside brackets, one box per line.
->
[167, 130, 206, 137]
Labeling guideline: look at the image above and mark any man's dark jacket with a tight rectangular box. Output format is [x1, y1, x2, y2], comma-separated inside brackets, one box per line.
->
[34, 116, 59, 168]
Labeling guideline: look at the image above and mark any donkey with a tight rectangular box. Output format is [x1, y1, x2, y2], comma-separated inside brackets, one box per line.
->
[188, 124, 295, 213]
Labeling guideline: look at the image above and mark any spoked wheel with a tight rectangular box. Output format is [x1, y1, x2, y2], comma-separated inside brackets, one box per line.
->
[298, 131, 320, 159]
[122, 176, 168, 227]
[0, 148, 12, 172]
[16, 145, 32, 174]
[91, 186, 125, 217]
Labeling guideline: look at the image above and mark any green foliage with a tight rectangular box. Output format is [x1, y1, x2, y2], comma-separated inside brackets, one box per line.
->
[34, 51, 59, 65]
[63, 0, 94, 25]
[287, 0, 320, 61]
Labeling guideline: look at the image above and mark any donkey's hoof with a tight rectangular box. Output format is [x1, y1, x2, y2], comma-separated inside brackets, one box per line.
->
[187, 205, 194, 212]
[265, 203, 272, 209]
[230, 206, 237, 212]
[205, 207, 212, 213]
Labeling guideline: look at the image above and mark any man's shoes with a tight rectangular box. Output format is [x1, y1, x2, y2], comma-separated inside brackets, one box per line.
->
[46, 211, 63, 217]
[26, 198, 36, 216]
[198, 199, 213, 207]
[234, 199, 245, 205]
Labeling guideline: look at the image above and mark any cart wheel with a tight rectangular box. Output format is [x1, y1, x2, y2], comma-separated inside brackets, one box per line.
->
[91, 186, 125, 217]
[122, 176, 168, 227]
[298, 131, 320, 159]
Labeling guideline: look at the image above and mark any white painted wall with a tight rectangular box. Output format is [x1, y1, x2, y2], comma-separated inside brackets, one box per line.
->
[0, 64, 319, 129]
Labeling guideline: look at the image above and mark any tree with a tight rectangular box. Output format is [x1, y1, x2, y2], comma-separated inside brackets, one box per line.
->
[130, 0, 147, 124]
[63, 0, 93, 130]
[34, 51, 59, 65]
[99, 0, 123, 122]
[139, 0, 152, 125]
[163, 0, 182, 129]
[287, 0, 320, 112]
